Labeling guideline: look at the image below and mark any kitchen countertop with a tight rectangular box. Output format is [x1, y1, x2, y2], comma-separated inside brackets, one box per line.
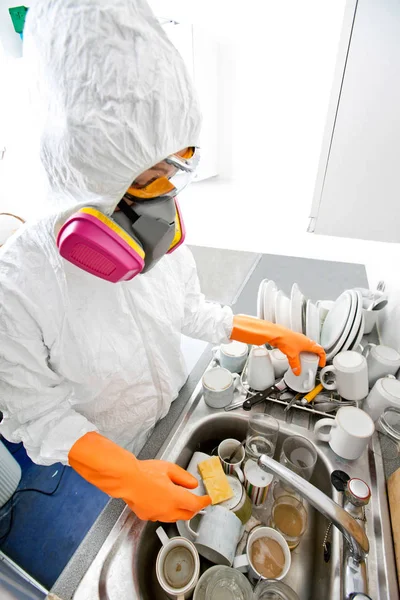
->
[50, 250, 375, 600]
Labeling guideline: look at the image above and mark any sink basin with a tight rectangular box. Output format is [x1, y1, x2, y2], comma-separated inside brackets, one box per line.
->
[73, 380, 399, 600]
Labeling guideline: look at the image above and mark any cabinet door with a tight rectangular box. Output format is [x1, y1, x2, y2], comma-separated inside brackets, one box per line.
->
[310, 0, 400, 243]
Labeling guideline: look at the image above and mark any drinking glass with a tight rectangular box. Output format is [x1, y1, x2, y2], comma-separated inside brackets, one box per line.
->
[245, 414, 279, 461]
[270, 494, 308, 550]
[279, 436, 317, 482]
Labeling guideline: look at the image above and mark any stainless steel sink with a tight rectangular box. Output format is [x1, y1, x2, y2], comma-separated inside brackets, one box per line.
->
[73, 379, 399, 600]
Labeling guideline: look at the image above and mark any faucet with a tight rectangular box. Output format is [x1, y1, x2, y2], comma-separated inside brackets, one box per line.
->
[258, 454, 370, 598]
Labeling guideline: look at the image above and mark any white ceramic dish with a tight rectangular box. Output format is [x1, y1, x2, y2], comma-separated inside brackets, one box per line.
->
[324, 291, 357, 361]
[290, 283, 304, 334]
[275, 291, 291, 328]
[306, 300, 320, 343]
[340, 290, 363, 353]
[257, 279, 267, 319]
[321, 291, 352, 350]
[350, 312, 365, 351]
[263, 280, 278, 323]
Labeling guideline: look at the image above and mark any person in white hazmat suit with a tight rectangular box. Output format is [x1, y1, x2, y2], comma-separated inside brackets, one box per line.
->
[0, 0, 325, 522]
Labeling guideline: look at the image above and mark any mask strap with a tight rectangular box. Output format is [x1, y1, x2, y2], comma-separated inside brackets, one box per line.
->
[117, 198, 140, 223]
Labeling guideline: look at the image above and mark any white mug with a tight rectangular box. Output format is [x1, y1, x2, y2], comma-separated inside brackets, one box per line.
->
[269, 349, 290, 379]
[320, 351, 368, 401]
[202, 367, 240, 409]
[284, 352, 319, 393]
[314, 406, 375, 460]
[156, 527, 200, 600]
[218, 438, 245, 483]
[213, 341, 249, 373]
[363, 309, 378, 335]
[244, 459, 273, 507]
[246, 345, 275, 391]
[363, 376, 400, 423]
[233, 526, 291, 583]
[362, 343, 400, 387]
[187, 505, 242, 566]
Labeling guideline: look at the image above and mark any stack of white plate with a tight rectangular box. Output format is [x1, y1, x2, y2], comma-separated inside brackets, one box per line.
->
[320, 290, 364, 360]
[257, 280, 321, 343]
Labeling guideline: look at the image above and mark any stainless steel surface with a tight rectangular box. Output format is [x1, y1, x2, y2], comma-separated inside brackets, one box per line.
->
[258, 455, 369, 598]
[257, 455, 369, 560]
[73, 375, 398, 600]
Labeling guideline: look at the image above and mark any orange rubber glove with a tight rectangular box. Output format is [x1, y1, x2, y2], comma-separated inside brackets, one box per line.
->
[231, 314, 326, 375]
[69, 432, 211, 522]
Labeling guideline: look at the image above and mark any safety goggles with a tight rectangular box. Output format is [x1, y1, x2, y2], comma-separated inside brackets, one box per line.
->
[125, 146, 200, 200]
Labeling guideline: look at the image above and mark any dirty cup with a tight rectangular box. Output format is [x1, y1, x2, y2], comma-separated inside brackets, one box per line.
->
[233, 526, 291, 583]
[244, 459, 273, 507]
[219, 475, 253, 524]
[187, 505, 242, 566]
[156, 526, 200, 599]
[218, 438, 245, 482]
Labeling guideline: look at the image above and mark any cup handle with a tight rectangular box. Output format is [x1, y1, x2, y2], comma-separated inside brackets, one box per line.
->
[156, 526, 170, 547]
[304, 368, 313, 390]
[232, 373, 241, 390]
[320, 366, 337, 391]
[362, 343, 376, 358]
[314, 418, 336, 442]
[233, 465, 244, 483]
[186, 509, 207, 537]
[233, 553, 249, 572]
[212, 346, 220, 364]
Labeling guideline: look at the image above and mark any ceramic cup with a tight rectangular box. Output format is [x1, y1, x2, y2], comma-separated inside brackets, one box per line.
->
[187, 505, 242, 566]
[212, 341, 249, 374]
[247, 345, 276, 391]
[218, 438, 245, 482]
[156, 526, 200, 600]
[233, 526, 291, 583]
[363, 309, 378, 335]
[314, 406, 375, 460]
[244, 459, 274, 506]
[320, 351, 368, 401]
[269, 349, 290, 379]
[219, 475, 253, 524]
[362, 343, 400, 387]
[363, 376, 400, 423]
[284, 352, 319, 393]
[202, 367, 240, 409]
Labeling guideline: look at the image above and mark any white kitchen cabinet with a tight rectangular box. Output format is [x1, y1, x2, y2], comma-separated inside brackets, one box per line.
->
[309, 0, 400, 243]
[162, 21, 219, 181]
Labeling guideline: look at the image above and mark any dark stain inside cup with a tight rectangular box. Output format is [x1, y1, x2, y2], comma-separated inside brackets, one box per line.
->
[163, 546, 194, 589]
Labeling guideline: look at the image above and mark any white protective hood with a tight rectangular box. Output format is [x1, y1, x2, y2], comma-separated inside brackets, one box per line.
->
[0, 0, 233, 466]
[23, 0, 202, 213]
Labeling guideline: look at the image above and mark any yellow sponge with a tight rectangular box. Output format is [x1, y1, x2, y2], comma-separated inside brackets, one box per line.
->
[198, 456, 234, 505]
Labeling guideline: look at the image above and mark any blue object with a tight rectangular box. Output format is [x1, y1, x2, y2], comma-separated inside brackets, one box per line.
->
[0, 439, 109, 589]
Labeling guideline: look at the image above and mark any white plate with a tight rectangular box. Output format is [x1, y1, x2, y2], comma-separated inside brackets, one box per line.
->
[349, 311, 365, 351]
[321, 291, 353, 350]
[263, 280, 278, 323]
[257, 280, 266, 319]
[341, 291, 363, 353]
[290, 283, 305, 333]
[275, 291, 291, 328]
[324, 291, 358, 361]
[306, 300, 320, 343]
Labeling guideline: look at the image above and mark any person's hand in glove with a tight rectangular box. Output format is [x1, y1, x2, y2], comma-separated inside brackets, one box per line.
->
[69, 432, 211, 522]
[231, 314, 326, 375]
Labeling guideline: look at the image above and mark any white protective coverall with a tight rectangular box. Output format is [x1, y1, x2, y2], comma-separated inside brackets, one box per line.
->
[0, 0, 233, 466]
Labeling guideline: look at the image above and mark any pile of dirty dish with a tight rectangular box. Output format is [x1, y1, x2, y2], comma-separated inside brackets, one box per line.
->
[155, 418, 307, 600]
